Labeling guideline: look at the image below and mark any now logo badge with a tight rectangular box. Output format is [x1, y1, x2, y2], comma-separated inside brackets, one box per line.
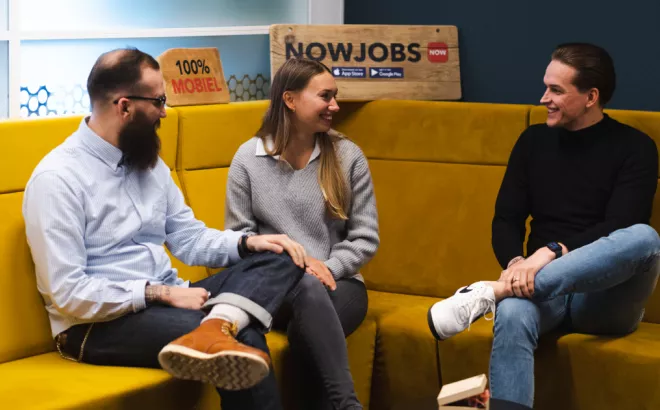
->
[427, 42, 448, 63]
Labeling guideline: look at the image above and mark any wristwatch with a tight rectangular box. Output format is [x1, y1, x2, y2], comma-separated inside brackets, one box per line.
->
[546, 242, 563, 259]
[238, 233, 255, 258]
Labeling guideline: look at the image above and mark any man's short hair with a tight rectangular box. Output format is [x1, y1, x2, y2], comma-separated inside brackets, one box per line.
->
[551, 43, 616, 106]
[87, 48, 160, 109]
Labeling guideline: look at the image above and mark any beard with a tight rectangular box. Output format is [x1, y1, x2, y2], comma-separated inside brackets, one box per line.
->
[118, 110, 161, 171]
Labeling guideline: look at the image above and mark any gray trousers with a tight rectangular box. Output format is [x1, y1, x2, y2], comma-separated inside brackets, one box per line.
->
[273, 274, 368, 410]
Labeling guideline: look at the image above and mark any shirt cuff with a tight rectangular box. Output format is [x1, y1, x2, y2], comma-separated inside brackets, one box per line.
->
[324, 257, 344, 280]
[131, 279, 149, 312]
[225, 230, 244, 265]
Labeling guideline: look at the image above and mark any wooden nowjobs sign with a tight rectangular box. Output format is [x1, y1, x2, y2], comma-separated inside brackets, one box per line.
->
[270, 24, 461, 101]
[158, 48, 230, 106]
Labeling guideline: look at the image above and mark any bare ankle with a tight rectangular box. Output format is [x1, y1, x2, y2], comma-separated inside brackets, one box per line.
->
[484, 281, 510, 302]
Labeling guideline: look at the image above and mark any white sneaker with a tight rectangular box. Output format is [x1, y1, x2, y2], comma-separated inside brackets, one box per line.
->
[427, 282, 496, 340]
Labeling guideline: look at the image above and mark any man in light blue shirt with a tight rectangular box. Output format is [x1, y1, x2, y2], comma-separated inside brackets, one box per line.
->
[23, 48, 307, 410]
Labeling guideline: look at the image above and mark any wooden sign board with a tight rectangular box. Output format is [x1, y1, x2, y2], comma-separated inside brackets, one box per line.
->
[158, 48, 230, 106]
[438, 374, 489, 409]
[270, 24, 461, 101]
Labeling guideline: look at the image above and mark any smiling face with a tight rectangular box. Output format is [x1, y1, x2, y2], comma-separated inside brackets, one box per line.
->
[540, 59, 598, 130]
[287, 71, 340, 135]
[539, 54, 610, 132]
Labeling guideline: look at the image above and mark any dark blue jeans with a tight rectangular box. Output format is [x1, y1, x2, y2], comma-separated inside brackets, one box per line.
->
[61, 252, 304, 410]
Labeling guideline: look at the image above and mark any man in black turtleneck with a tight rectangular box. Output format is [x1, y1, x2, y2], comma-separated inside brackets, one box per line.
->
[428, 43, 660, 408]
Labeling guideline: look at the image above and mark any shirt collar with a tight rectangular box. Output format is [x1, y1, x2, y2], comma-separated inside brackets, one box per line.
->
[255, 136, 321, 165]
[78, 117, 124, 171]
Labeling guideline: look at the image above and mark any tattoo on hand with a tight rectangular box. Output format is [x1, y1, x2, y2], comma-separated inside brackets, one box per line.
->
[146, 285, 170, 304]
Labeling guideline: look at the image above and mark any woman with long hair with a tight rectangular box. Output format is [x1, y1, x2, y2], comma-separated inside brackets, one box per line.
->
[225, 58, 380, 409]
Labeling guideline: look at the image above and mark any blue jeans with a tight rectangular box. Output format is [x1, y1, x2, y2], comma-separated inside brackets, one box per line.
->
[490, 224, 660, 407]
[61, 252, 304, 410]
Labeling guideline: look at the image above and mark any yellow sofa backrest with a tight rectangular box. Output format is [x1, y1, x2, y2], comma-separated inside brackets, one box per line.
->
[0, 116, 81, 364]
[175, 101, 530, 300]
[175, 102, 269, 275]
[175, 102, 269, 235]
[531, 106, 660, 324]
[0, 109, 200, 364]
[334, 101, 531, 298]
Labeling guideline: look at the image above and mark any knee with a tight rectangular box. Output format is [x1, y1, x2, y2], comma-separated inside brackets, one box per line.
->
[298, 274, 328, 296]
[340, 297, 368, 337]
[259, 251, 293, 264]
[293, 274, 330, 305]
[494, 298, 540, 341]
[257, 251, 303, 274]
[628, 224, 660, 254]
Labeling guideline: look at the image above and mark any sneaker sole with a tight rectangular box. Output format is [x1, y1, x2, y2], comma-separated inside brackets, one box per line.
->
[427, 305, 445, 341]
[158, 345, 269, 390]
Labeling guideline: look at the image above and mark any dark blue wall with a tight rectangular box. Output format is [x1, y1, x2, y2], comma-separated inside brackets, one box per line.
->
[345, 1, 660, 111]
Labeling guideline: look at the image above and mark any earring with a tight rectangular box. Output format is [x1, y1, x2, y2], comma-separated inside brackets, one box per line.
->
[292, 107, 296, 113]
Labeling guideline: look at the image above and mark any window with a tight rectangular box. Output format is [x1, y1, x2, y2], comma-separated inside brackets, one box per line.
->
[4, 0, 343, 119]
[1, 0, 8, 118]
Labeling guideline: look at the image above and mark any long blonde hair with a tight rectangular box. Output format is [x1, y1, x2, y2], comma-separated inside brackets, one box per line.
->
[257, 58, 349, 220]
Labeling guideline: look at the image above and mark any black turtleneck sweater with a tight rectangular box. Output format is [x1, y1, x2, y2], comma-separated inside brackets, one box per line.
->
[492, 114, 658, 269]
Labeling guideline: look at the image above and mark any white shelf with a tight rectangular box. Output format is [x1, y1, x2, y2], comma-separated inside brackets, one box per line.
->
[18, 25, 271, 41]
[0, 31, 9, 41]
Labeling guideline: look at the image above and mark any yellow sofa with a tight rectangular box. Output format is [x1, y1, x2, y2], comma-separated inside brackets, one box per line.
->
[0, 100, 659, 410]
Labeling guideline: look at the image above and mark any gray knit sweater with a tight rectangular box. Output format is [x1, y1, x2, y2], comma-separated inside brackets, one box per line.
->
[225, 134, 380, 281]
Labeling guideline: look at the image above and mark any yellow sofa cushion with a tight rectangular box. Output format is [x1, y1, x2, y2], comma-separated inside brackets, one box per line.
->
[0, 316, 376, 410]
[530, 106, 660, 154]
[364, 160, 505, 298]
[175, 101, 527, 300]
[368, 288, 660, 410]
[177, 168, 229, 276]
[0, 192, 53, 364]
[180, 169, 228, 231]
[175, 101, 268, 171]
[335, 100, 530, 165]
[168, 171, 210, 283]
[549, 323, 660, 410]
[0, 116, 78, 194]
[0, 109, 178, 194]
[0, 352, 214, 410]
[366, 290, 441, 410]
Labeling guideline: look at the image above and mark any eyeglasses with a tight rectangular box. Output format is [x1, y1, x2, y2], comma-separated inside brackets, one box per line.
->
[113, 95, 167, 108]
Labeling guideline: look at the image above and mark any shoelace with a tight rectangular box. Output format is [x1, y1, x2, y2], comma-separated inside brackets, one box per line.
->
[221, 321, 239, 338]
[458, 291, 496, 331]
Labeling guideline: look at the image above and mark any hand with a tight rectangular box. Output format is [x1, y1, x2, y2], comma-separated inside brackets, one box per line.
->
[501, 248, 555, 298]
[305, 256, 337, 291]
[246, 234, 307, 268]
[148, 285, 210, 310]
[498, 256, 525, 295]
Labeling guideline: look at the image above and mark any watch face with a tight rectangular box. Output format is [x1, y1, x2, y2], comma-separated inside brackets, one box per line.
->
[548, 242, 561, 252]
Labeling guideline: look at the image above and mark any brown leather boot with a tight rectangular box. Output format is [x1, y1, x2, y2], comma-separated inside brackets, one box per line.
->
[158, 319, 270, 390]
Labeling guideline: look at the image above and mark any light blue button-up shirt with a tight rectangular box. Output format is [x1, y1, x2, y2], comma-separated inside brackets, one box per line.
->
[23, 118, 242, 337]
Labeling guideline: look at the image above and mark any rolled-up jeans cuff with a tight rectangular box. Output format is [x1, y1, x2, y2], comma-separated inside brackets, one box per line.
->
[203, 292, 272, 331]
